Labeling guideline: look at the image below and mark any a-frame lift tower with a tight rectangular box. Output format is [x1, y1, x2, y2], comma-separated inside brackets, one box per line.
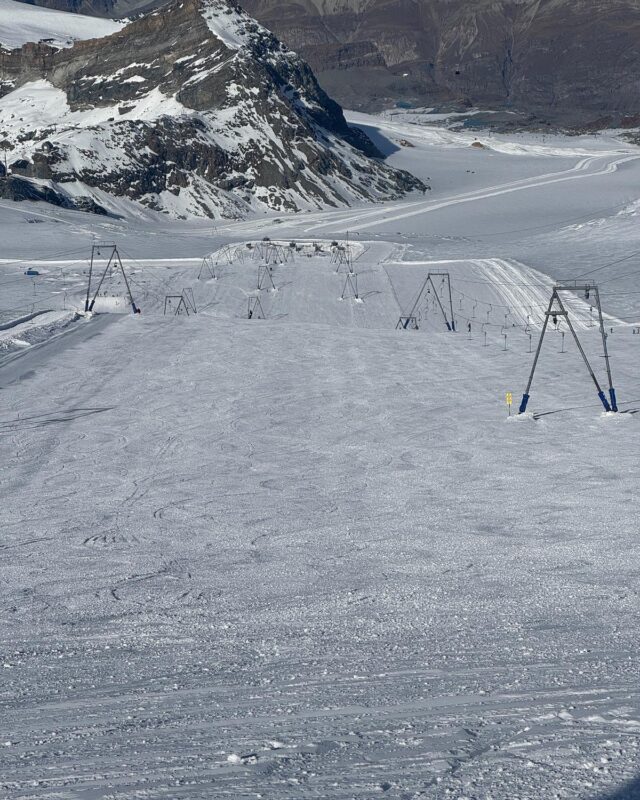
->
[85, 244, 140, 314]
[397, 272, 455, 331]
[518, 284, 618, 414]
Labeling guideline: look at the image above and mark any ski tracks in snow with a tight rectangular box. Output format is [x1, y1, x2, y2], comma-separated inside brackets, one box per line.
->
[299, 153, 640, 233]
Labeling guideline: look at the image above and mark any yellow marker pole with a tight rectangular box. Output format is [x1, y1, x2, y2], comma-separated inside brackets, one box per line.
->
[506, 392, 513, 416]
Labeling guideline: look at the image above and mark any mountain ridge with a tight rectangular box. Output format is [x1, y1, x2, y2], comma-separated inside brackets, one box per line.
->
[0, 0, 425, 217]
[11, 0, 640, 127]
[232, 0, 640, 126]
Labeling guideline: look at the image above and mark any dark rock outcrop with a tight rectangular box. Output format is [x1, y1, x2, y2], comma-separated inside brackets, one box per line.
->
[16, 0, 640, 126]
[0, 0, 425, 217]
[0, 174, 110, 213]
[235, 0, 640, 126]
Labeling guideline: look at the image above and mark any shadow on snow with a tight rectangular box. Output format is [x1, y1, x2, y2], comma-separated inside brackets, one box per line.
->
[595, 775, 640, 799]
[350, 122, 401, 158]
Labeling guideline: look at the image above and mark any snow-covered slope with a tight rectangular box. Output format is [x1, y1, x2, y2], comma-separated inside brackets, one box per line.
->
[0, 0, 123, 49]
[0, 237, 639, 800]
[0, 0, 424, 219]
[1, 113, 640, 798]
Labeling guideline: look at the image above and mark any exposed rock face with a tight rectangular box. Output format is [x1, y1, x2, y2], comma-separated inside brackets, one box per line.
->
[0, 0, 424, 217]
[16, 0, 640, 125]
[235, 0, 640, 125]
[0, 173, 109, 212]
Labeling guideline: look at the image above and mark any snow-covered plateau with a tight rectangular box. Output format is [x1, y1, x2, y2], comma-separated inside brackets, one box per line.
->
[1, 109, 640, 799]
[0, 0, 123, 49]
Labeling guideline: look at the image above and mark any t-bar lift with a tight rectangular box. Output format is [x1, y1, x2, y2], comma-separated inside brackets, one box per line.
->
[519, 284, 617, 414]
[85, 244, 140, 314]
[397, 272, 455, 331]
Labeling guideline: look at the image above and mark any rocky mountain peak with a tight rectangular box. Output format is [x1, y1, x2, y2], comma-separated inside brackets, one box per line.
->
[0, 0, 425, 217]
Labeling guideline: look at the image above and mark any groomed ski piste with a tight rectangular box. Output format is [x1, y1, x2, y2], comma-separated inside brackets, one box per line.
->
[1, 111, 640, 800]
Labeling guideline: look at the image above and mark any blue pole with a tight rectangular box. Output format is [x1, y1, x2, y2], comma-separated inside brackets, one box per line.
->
[519, 393, 529, 414]
[598, 391, 611, 412]
[609, 388, 618, 412]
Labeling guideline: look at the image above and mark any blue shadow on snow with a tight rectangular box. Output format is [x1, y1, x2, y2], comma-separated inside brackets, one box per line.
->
[595, 775, 640, 799]
[349, 123, 401, 158]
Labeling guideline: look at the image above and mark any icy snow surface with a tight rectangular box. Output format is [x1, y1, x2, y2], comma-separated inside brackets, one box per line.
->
[0, 0, 123, 49]
[1, 112, 640, 799]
